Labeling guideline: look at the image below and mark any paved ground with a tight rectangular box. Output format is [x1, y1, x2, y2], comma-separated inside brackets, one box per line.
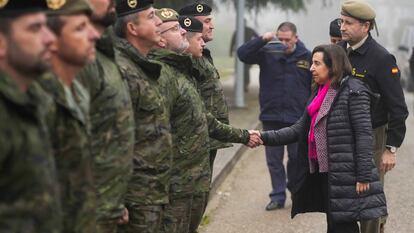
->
[201, 81, 414, 232]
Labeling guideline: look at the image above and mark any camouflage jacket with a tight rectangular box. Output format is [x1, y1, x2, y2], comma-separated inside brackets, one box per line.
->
[38, 74, 96, 233]
[149, 48, 249, 195]
[77, 28, 135, 223]
[114, 38, 172, 205]
[192, 48, 232, 150]
[0, 71, 62, 233]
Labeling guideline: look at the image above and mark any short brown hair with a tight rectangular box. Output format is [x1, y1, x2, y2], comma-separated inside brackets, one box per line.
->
[0, 17, 13, 34]
[47, 15, 65, 35]
[114, 13, 139, 38]
[311, 44, 352, 89]
[277, 21, 297, 34]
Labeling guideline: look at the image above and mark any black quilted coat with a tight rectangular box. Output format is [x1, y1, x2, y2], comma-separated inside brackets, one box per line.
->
[261, 76, 387, 223]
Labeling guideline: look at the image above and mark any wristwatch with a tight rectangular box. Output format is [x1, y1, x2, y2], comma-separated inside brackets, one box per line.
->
[385, 145, 397, 154]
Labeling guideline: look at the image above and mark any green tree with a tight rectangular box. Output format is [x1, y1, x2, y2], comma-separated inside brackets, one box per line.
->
[154, 0, 215, 11]
[227, 0, 306, 12]
[153, 0, 305, 12]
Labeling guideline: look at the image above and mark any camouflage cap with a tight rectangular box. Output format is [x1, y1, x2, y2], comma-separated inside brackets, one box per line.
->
[155, 8, 178, 23]
[341, 0, 376, 21]
[179, 3, 211, 16]
[329, 18, 341, 37]
[0, 0, 49, 16]
[46, 0, 92, 16]
[179, 16, 202, 33]
[116, 0, 153, 17]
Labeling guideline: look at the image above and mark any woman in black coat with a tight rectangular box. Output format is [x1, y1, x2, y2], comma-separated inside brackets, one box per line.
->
[260, 44, 387, 233]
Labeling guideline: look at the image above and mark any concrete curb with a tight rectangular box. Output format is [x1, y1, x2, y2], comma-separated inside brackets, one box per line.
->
[210, 120, 262, 197]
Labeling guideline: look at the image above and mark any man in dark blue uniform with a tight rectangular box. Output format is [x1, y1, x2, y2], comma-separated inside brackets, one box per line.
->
[338, 1, 409, 232]
[237, 22, 312, 211]
[329, 18, 342, 44]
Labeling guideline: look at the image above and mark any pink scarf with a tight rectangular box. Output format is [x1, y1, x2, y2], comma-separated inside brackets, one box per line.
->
[307, 81, 330, 161]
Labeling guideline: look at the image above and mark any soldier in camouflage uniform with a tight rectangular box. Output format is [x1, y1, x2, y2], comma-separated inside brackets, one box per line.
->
[179, 15, 263, 233]
[77, 0, 135, 231]
[179, 2, 231, 182]
[0, 1, 62, 232]
[149, 12, 257, 233]
[113, 1, 172, 233]
[38, 1, 99, 232]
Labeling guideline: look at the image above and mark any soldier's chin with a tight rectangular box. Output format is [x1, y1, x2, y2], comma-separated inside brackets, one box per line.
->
[32, 64, 51, 77]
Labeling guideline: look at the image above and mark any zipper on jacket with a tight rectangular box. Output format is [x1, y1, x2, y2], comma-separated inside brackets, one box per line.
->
[324, 79, 347, 220]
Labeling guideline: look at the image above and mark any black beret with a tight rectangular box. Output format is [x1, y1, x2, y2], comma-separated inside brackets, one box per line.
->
[179, 3, 211, 16]
[116, 0, 154, 17]
[0, 0, 49, 16]
[179, 16, 203, 33]
[329, 18, 341, 37]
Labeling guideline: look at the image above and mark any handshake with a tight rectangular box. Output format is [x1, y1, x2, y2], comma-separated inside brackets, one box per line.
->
[246, 130, 263, 148]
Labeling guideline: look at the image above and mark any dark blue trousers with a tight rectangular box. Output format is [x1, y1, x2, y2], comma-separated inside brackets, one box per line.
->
[262, 121, 299, 205]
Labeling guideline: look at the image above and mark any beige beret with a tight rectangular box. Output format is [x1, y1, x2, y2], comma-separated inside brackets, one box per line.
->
[155, 8, 179, 23]
[341, 0, 376, 21]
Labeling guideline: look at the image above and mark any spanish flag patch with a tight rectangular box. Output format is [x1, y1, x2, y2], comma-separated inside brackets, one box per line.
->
[392, 68, 399, 74]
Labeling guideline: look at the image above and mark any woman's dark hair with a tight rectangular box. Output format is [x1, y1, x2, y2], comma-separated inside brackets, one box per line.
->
[311, 44, 352, 89]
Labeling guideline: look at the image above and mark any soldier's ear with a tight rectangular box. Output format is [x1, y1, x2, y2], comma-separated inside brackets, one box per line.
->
[0, 34, 6, 59]
[158, 38, 167, 48]
[126, 22, 139, 37]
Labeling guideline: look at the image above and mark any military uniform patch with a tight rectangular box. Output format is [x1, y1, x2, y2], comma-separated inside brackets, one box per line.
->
[352, 67, 366, 79]
[127, 0, 137, 8]
[296, 60, 310, 69]
[0, 0, 8, 8]
[47, 0, 66, 10]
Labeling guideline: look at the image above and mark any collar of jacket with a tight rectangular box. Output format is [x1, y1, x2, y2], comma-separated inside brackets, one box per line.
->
[96, 27, 116, 59]
[293, 40, 310, 58]
[148, 48, 193, 75]
[0, 70, 51, 121]
[339, 34, 373, 56]
[114, 37, 162, 80]
[38, 72, 88, 125]
[189, 57, 202, 80]
[202, 48, 214, 64]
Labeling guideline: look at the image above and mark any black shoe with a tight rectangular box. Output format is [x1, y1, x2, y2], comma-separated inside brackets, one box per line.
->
[265, 201, 284, 211]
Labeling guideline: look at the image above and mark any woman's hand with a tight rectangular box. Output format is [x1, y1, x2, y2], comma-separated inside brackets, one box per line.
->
[356, 182, 370, 195]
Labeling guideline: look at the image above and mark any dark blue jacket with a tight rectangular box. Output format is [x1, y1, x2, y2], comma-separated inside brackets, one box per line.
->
[237, 37, 312, 123]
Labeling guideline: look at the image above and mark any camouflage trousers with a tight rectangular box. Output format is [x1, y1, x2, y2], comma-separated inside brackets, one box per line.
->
[360, 125, 387, 233]
[161, 194, 193, 233]
[96, 221, 118, 233]
[118, 204, 164, 233]
[189, 192, 208, 233]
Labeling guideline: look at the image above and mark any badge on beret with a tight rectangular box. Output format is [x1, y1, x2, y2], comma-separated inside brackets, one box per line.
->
[184, 18, 192, 27]
[47, 0, 66, 10]
[196, 4, 203, 13]
[128, 0, 137, 8]
[160, 8, 174, 19]
[0, 0, 8, 9]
